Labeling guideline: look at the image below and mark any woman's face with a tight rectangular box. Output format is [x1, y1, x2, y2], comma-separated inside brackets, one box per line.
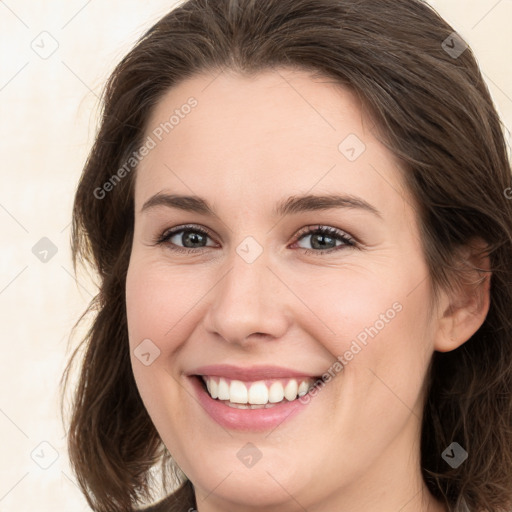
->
[126, 68, 445, 511]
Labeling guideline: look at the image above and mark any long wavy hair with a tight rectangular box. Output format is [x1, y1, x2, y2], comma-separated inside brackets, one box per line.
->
[61, 0, 512, 511]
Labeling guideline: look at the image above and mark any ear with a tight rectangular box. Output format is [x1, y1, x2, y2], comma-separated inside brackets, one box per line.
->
[433, 237, 492, 353]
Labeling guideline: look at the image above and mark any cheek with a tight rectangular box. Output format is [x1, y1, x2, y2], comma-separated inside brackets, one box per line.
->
[285, 262, 425, 357]
[334, 279, 433, 426]
[125, 260, 178, 395]
[125, 258, 215, 404]
[125, 260, 194, 430]
[297, 261, 433, 403]
[125, 259, 199, 348]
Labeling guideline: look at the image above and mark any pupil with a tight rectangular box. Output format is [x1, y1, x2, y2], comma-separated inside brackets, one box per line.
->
[312, 233, 334, 250]
[184, 231, 205, 248]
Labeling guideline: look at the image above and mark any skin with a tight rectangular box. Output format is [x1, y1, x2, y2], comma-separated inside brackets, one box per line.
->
[125, 68, 490, 512]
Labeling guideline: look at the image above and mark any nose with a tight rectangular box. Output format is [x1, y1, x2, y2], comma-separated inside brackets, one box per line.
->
[203, 243, 292, 346]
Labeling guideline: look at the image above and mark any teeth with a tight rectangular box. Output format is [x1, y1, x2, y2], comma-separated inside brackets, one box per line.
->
[298, 381, 310, 397]
[268, 381, 284, 403]
[218, 378, 230, 400]
[201, 376, 317, 405]
[284, 379, 298, 401]
[226, 402, 281, 409]
[248, 381, 268, 404]
[206, 378, 218, 399]
[229, 380, 248, 404]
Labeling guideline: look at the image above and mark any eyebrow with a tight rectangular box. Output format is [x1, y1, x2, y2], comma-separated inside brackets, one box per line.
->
[141, 192, 383, 219]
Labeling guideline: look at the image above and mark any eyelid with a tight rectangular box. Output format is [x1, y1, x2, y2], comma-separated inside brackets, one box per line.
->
[154, 223, 218, 246]
[293, 224, 355, 243]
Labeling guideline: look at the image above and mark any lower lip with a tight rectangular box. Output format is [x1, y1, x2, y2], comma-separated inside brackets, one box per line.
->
[189, 376, 312, 432]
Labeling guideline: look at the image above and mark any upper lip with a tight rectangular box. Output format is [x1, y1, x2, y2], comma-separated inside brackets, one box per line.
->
[187, 364, 321, 381]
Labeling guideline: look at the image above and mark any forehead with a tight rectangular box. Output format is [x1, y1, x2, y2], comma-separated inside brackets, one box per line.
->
[135, 68, 414, 223]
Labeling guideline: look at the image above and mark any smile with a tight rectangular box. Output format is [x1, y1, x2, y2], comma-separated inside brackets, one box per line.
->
[200, 375, 318, 408]
[189, 372, 325, 431]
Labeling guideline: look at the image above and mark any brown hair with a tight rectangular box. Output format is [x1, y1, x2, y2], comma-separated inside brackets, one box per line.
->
[61, 0, 512, 511]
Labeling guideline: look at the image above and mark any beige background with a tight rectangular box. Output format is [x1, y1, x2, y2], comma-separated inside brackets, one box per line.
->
[0, 1, 510, 510]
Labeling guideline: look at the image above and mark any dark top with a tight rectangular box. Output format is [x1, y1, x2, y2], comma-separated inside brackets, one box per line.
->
[140, 480, 197, 512]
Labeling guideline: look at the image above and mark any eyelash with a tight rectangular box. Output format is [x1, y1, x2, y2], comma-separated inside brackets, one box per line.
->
[153, 223, 357, 256]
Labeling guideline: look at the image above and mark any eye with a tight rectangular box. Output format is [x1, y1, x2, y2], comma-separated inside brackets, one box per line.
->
[153, 224, 356, 255]
[153, 224, 217, 254]
[291, 225, 356, 255]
